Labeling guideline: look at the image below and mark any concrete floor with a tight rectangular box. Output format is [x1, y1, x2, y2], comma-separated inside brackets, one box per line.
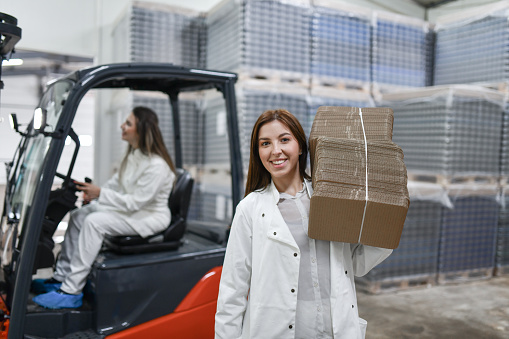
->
[357, 275, 509, 339]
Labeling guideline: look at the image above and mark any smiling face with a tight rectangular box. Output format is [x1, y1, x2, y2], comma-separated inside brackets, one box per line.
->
[258, 120, 302, 193]
[121, 112, 139, 148]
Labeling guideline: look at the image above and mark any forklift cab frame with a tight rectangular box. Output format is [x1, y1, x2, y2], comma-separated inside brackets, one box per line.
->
[1, 63, 242, 338]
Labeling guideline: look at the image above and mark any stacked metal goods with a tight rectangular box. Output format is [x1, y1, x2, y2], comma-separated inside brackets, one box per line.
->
[371, 10, 433, 97]
[502, 102, 509, 180]
[206, 0, 311, 83]
[497, 189, 509, 275]
[379, 85, 505, 286]
[382, 86, 504, 177]
[434, 2, 509, 86]
[127, 2, 206, 67]
[310, 0, 372, 90]
[356, 182, 449, 293]
[438, 184, 499, 283]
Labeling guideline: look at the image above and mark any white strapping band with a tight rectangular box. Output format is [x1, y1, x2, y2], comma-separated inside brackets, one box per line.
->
[358, 108, 369, 243]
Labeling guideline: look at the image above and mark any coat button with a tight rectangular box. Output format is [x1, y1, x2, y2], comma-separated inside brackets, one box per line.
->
[262, 213, 265, 217]
[345, 270, 348, 275]
[291, 289, 295, 293]
[289, 325, 293, 329]
[352, 305, 354, 308]
[294, 253, 298, 257]
[273, 232, 277, 235]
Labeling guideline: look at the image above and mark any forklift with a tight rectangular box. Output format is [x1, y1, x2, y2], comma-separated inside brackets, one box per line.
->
[1, 63, 243, 338]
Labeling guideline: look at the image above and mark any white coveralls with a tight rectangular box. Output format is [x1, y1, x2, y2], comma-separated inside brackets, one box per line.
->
[215, 180, 392, 339]
[54, 149, 174, 294]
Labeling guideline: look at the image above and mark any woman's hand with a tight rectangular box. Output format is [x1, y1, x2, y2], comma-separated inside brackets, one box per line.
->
[75, 181, 101, 202]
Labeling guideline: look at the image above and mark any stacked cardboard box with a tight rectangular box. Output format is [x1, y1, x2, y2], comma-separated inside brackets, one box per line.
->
[308, 106, 409, 249]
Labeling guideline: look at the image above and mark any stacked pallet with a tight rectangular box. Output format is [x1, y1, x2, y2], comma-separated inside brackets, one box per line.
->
[381, 85, 505, 179]
[502, 102, 509, 183]
[356, 181, 449, 293]
[496, 189, 509, 275]
[310, 0, 372, 91]
[371, 10, 433, 98]
[438, 184, 499, 284]
[206, 0, 311, 85]
[113, 1, 205, 67]
[434, 1, 509, 86]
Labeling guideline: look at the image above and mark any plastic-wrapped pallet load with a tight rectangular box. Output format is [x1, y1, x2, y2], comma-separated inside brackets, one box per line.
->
[307, 86, 375, 136]
[206, 0, 311, 84]
[496, 187, 509, 275]
[497, 187, 509, 273]
[434, 1, 509, 86]
[382, 85, 505, 177]
[356, 181, 451, 293]
[308, 106, 409, 249]
[371, 9, 433, 98]
[438, 183, 499, 283]
[112, 1, 206, 67]
[502, 100, 509, 181]
[310, 0, 372, 90]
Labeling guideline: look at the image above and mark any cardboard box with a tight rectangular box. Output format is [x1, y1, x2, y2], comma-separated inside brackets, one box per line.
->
[308, 106, 409, 249]
[309, 106, 394, 175]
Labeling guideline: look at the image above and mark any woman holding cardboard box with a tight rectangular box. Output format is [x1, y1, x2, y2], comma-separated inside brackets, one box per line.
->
[215, 109, 392, 339]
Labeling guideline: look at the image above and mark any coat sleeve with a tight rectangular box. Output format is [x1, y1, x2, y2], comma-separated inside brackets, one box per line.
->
[101, 172, 120, 191]
[215, 204, 253, 339]
[98, 159, 173, 213]
[350, 244, 393, 277]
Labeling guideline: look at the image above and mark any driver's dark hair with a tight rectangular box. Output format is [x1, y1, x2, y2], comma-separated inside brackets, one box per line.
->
[244, 108, 310, 197]
[120, 106, 176, 177]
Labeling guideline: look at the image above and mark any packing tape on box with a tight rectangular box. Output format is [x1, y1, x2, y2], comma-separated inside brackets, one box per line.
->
[358, 108, 368, 243]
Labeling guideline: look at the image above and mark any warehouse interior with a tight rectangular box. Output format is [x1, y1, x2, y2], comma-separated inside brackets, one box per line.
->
[1, 0, 509, 338]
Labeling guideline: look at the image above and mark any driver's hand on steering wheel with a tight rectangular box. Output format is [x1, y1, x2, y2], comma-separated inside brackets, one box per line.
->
[75, 181, 101, 202]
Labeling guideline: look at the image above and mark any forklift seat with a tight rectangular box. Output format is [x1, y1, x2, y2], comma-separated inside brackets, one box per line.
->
[104, 168, 194, 254]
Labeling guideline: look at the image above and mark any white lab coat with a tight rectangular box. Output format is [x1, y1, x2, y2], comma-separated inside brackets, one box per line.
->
[215, 180, 392, 339]
[98, 148, 175, 237]
[55, 149, 175, 293]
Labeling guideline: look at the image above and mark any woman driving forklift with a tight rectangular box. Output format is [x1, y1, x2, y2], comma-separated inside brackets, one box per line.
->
[32, 106, 176, 309]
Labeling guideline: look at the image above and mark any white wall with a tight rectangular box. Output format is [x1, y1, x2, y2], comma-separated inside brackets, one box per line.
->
[1, 0, 223, 59]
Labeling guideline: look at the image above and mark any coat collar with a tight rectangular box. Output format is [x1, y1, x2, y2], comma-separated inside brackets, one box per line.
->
[267, 178, 313, 204]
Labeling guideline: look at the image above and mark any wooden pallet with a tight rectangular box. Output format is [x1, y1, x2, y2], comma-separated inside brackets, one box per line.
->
[407, 173, 499, 186]
[238, 68, 310, 87]
[438, 268, 493, 285]
[311, 77, 370, 92]
[494, 265, 509, 276]
[356, 274, 436, 294]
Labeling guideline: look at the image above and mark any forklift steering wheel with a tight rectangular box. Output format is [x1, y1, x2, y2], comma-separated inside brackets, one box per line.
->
[55, 172, 80, 192]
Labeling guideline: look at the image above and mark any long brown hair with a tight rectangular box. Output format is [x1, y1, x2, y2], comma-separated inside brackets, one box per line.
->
[245, 109, 310, 196]
[120, 106, 176, 177]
